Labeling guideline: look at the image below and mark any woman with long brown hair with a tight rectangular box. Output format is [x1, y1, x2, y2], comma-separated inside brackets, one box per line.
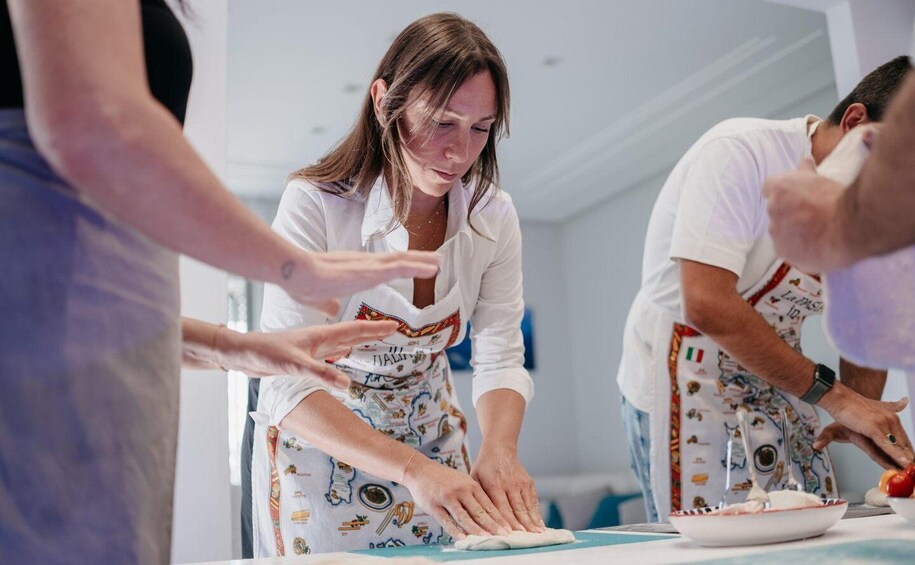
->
[250, 12, 543, 555]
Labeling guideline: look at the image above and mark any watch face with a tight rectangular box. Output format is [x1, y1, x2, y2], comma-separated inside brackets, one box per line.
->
[816, 364, 836, 385]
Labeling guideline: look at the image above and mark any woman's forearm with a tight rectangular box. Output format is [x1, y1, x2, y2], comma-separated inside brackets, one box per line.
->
[181, 317, 235, 370]
[476, 389, 526, 452]
[282, 391, 419, 483]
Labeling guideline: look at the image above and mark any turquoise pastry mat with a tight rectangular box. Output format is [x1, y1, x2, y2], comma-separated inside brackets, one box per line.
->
[353, 530, 677, 561]
[704, 539, 915, 564]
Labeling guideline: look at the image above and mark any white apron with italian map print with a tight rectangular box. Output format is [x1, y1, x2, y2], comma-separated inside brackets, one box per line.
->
[649, 260, 837, 518]
[251, 236, 471, 556]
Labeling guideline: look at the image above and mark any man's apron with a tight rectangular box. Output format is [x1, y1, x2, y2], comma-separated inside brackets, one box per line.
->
[650, 260, 837, 519]
[252, 235, 472, 555]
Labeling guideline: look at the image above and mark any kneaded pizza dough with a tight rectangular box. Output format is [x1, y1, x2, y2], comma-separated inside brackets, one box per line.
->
[454, 528, 575, 551]
[713, 491, 822, 515]
[864, 486, 889, 507]
[713, 500, 765, 515]
[767, 490, 823, 509]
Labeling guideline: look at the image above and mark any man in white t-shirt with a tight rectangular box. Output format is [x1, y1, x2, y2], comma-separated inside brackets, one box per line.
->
[618, 56, 913, 521]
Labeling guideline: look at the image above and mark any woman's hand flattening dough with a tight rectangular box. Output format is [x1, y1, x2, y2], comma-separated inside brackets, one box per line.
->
[471, 444, 545, 533]
[403, 452, 512, 540]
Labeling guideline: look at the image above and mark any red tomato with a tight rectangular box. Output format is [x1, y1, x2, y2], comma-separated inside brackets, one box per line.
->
[879, 469, 898, 493]
[903, 463, 915, 481]
[886, 472, 915, 498]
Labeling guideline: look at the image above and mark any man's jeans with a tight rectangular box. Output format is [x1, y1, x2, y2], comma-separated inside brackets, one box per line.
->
[621, 396, 660, 522]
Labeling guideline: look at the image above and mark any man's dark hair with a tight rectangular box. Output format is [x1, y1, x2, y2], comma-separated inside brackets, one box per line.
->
[827, 55, 912, 124]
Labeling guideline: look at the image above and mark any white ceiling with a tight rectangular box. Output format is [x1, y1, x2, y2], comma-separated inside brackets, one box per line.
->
[227, 0, 834, 223]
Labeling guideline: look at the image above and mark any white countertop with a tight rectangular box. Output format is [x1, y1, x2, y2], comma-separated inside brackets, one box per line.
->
[192, 514, 915, 565]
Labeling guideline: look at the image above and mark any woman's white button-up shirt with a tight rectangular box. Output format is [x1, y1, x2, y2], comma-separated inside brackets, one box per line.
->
[257, 176, 534, 427]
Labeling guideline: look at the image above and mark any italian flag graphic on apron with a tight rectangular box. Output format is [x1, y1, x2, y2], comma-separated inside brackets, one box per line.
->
[685, 347, 704, 363]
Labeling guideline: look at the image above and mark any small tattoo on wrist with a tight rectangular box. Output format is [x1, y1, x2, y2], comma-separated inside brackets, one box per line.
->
[281, 260, 295, 280]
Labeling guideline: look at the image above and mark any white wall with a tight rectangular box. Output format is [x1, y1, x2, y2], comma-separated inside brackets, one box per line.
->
[765, 0, 915, 96]
[560, 175, 667, 474]
[826, 0, 915, 96]
[172, 1, 234, 563]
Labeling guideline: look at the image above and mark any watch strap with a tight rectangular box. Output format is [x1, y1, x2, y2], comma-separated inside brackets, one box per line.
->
[800, 363, 836, 405]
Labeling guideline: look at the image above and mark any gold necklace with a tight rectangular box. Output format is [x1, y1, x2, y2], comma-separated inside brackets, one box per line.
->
[407, 199, 448, 248]
[408, 199, 447, 230]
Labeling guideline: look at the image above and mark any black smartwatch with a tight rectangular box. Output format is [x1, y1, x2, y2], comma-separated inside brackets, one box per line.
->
[800, 363, 836, 405]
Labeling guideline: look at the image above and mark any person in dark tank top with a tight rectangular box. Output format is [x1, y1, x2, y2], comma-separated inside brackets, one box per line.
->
[0, 0, 192, 120]
[0, 1, 441, 562]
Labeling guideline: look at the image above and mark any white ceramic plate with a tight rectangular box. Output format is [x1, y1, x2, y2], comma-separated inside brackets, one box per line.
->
[887, 497, 915, 523]
[668, 499, 848, 547]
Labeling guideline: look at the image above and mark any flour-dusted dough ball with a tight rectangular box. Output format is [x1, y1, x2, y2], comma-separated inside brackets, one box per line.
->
[864, 486, 889, 507]
[454, 528, 576, 551]
[767, 490, 824, 510]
